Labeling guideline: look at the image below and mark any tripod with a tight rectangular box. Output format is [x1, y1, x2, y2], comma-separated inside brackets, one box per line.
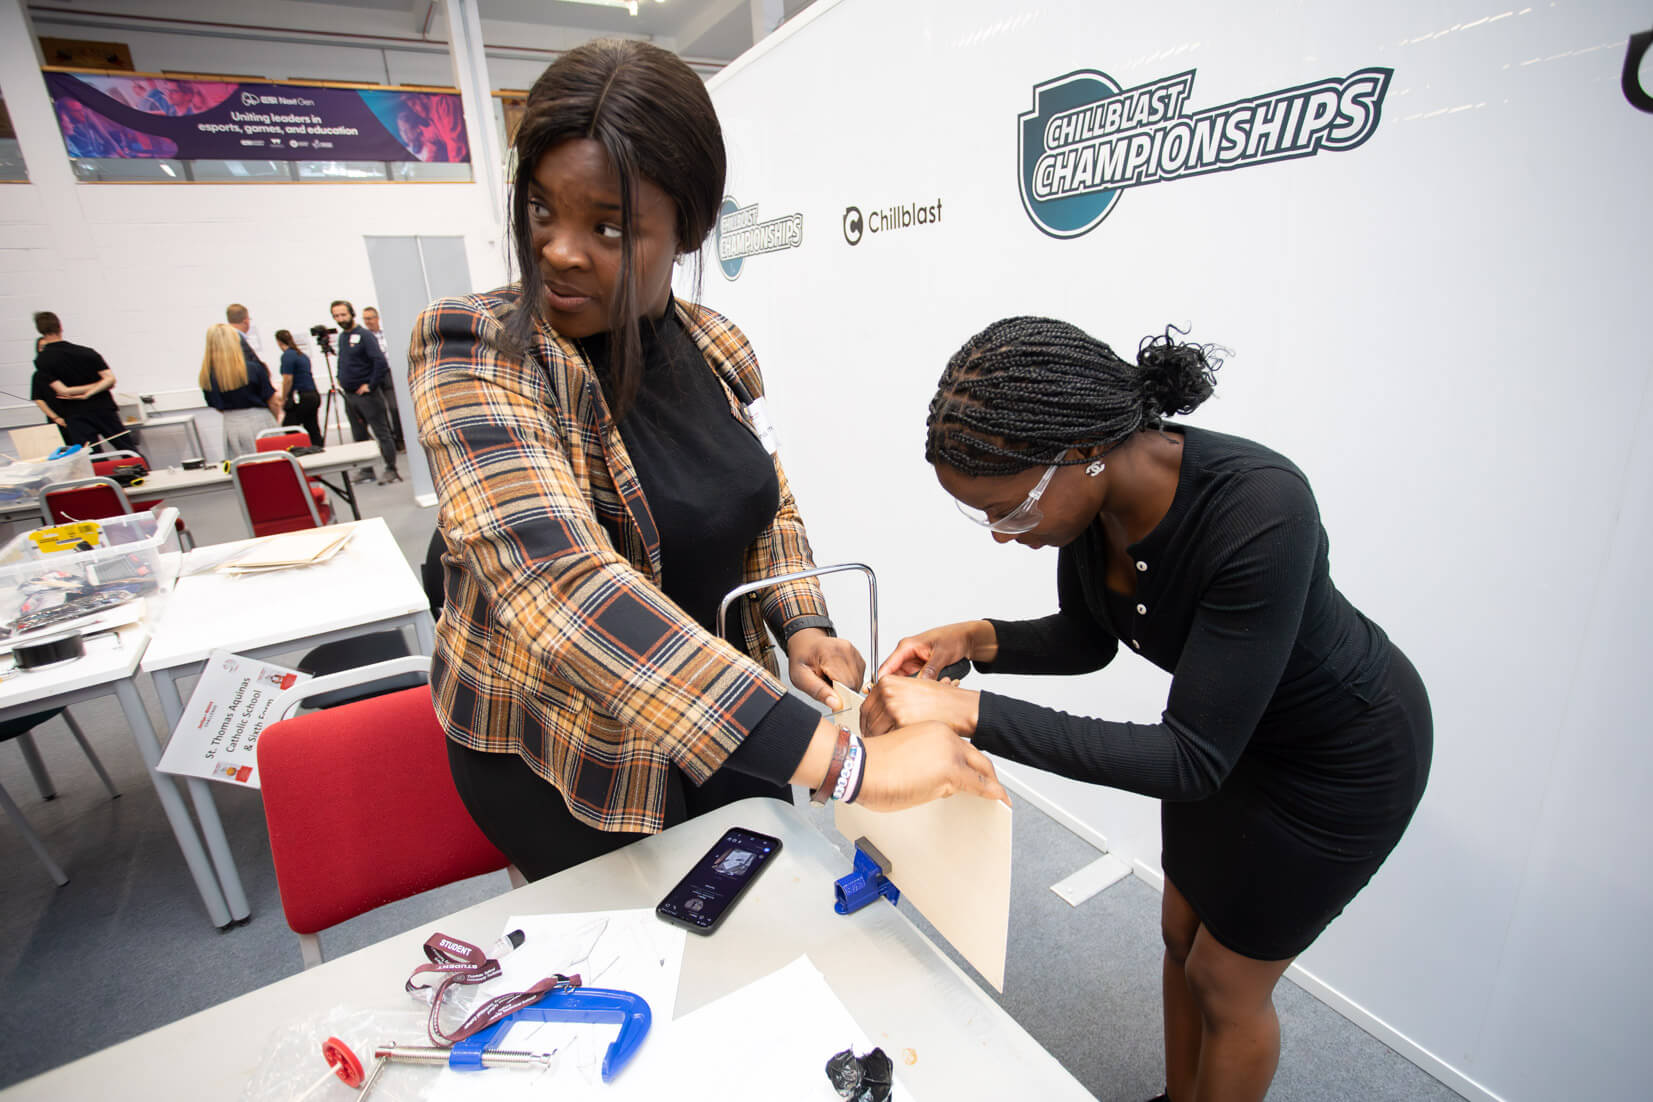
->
[314, 335, 347, 447]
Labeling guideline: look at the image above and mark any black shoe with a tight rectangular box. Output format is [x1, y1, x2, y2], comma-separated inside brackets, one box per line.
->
[377, 470, 402, 485]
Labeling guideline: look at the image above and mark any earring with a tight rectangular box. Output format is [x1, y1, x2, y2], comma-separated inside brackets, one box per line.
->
[1085, 460, 1106, 477]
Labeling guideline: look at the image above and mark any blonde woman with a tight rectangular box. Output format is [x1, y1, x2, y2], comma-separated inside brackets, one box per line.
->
[200, 322, 280, 458]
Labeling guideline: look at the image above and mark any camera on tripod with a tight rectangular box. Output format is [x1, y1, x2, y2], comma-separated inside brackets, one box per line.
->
[309, 323, 338, 354]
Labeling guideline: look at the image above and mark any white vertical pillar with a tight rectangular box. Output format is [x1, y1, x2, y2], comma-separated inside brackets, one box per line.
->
[0, 0, 78, 194]
[442, 0, 505, 234]
[749, 0, 785, 46]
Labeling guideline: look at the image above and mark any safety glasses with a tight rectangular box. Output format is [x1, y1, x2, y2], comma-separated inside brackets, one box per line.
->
[955, 463, 1059, 535]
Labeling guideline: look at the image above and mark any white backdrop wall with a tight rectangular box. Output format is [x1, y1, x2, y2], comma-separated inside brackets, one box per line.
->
[693, 3, 1653, 1101]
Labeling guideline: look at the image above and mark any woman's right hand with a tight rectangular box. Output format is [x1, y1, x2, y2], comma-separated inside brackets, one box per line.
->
[852, 721, 1010, 812]
[874, 620, 998, 682]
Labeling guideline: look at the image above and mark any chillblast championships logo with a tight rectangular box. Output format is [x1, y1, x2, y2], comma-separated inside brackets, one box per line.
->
[1018, 65, 1393, 239]
[716, 195, 803, 280]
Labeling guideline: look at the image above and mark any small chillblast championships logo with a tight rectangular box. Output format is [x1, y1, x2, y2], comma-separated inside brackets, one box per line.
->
[716, 196, 804, 280]
[1018, 66, 1393, 239]
[842, 199, 942, 246]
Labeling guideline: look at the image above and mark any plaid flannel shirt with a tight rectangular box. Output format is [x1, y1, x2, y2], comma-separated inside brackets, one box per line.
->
[409, 285, 832, 833]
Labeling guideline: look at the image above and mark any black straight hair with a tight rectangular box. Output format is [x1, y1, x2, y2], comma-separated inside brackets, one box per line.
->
[508, 38, 726, 419]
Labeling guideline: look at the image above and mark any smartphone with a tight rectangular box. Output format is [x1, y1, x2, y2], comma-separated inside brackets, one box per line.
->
[656, 826, 782, 935]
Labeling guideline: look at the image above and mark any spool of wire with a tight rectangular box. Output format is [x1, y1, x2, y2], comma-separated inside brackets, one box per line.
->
[14, 631, 86, 671]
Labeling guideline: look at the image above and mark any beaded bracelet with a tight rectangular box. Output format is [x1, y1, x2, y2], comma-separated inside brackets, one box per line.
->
[834, 733, 867, 804]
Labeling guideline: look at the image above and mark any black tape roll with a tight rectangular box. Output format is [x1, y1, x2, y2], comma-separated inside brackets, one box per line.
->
[15, 632, 86, 670]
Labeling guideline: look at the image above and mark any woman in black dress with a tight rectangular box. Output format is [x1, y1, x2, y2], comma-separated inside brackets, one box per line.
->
[861, 316, 1431, 1102]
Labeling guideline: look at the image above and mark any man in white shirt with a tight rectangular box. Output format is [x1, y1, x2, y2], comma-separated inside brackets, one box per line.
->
[360, 306, 403, 450]
[225, 302, 266, 361]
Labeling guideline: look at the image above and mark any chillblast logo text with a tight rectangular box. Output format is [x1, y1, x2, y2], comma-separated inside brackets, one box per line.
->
[842, 199, 943, 246]
[715, 196, 804, 280]
[1019, 66, 1392, 238]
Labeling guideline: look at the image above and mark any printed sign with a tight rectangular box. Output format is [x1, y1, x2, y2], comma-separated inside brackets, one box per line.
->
[715, 195, 804, 279]
[44, 72, 470, 163]
[1018, 65, 1391, 238]
[156, 650, 310, 787]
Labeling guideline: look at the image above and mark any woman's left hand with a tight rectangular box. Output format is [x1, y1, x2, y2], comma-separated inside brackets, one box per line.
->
[785, 627, 866, 712]
[860, 676, 980, 738]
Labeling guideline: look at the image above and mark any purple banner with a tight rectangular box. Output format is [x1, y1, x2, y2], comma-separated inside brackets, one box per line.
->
[44, 72, 470, 163]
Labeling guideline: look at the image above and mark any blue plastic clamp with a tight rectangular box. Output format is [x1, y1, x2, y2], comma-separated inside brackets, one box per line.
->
[834, 837, 899, 915]
[448, 985, 652, 1082]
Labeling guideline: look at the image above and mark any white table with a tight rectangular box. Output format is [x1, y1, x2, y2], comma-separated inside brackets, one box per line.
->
[132, 440, 382, 525]
[0, 619, 233, 926]
[128, 413, 205, 469]
[0, 798, 1093, 1100]
[140, 517, 436, 925]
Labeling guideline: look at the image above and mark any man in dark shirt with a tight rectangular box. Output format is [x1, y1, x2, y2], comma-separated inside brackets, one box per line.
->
[32, 311, 132, 452]
[360, 305, 405, 451]
[330, 299, 400, 484]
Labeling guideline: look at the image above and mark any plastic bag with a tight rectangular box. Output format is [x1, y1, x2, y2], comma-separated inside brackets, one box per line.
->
[0, 447, 94, 506]
[239, 1005, 436, 1102]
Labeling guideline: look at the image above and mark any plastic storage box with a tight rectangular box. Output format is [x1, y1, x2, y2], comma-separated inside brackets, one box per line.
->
[0, 508, 181, 638]
[0, 448, 94, 507]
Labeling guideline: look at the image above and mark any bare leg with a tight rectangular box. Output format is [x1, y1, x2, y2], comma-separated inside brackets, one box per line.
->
[1161, 877, 1203, 1101]
[1183, 927, 1294, 1101]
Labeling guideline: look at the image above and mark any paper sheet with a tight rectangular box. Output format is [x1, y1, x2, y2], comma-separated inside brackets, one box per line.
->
[831, 683, 1014, 991]
[429, 909, 685, 1100]
[602, 955, 915, 1102]
[216, 526, 355, 573]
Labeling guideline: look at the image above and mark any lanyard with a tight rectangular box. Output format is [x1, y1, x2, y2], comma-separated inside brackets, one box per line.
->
[404, 931, 581, 1047]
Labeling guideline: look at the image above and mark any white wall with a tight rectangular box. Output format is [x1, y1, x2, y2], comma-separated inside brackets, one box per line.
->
[695, 3, 1652, 1101]
[0, 0, 593, 433]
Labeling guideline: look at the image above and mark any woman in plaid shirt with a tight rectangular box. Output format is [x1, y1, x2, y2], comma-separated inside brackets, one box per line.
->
[410, 39, 1008, 879]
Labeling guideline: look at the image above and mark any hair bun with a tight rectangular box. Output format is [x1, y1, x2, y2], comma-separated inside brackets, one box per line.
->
[1135, 328, 1220, 422]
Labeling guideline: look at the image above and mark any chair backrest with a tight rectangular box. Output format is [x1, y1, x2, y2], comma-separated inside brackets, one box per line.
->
[39, 477, 133, 525]
[255, 428, 310, 453]
[257, 685, 508, 940]
[9, 425, 65, 461]
[230, 452, 324, 537]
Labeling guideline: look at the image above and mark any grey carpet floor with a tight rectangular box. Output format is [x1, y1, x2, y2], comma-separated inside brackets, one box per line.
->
[0, 477, 1463, 1100]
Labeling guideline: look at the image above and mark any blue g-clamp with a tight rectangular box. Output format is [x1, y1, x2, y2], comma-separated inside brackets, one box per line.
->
[834, 837, 899, 915]
[449, 985, 652, 1082]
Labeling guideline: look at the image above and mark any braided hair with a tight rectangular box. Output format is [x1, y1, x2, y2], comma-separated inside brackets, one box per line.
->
[925, 316, 1222, 477]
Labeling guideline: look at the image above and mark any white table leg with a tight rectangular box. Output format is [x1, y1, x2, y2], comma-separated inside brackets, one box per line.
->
[150, 667, 252, 922]
[112, 678, 232, 927]
[413, 610, 435, 655]
[14, 730, 56, 800]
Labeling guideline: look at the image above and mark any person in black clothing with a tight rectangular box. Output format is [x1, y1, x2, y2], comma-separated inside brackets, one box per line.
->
[29, 363, 71, 444]
[199, 323, 280, 457]
[272, 329, 322, 446]
[861, 317, 1432, 1102]
[330, 299, 400, 484]
[31, 311, 132, 452]
[360, 306, 405, 451]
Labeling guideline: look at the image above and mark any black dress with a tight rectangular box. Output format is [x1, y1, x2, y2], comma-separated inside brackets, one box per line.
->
[972, 426, 1432, 959]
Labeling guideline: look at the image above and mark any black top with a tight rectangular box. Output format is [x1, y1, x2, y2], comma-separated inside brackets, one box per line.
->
[576, 304, 818, 786]
[974, 425, 1392, 801]
[202, 358, 276, 411]
[33, 341, 118, 413]
[280, 347, 317, 393]
[29, 370, 65, 417]
[336, 323, 390, 390]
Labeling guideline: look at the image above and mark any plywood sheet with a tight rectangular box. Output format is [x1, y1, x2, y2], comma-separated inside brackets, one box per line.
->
[830, 683, 1013, 990]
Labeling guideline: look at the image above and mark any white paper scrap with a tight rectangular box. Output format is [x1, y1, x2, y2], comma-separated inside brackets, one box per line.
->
[604, 955, 915, 1102]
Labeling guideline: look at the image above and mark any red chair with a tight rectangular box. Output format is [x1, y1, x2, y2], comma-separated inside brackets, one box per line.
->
[257, 659, 520, 966]
[254, 427, 311, 453]
[38, 476, 195, 550]
[230, 452, 332, 537]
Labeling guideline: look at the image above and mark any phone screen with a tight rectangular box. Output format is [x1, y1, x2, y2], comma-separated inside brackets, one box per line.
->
[656, 827, 782, 934]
